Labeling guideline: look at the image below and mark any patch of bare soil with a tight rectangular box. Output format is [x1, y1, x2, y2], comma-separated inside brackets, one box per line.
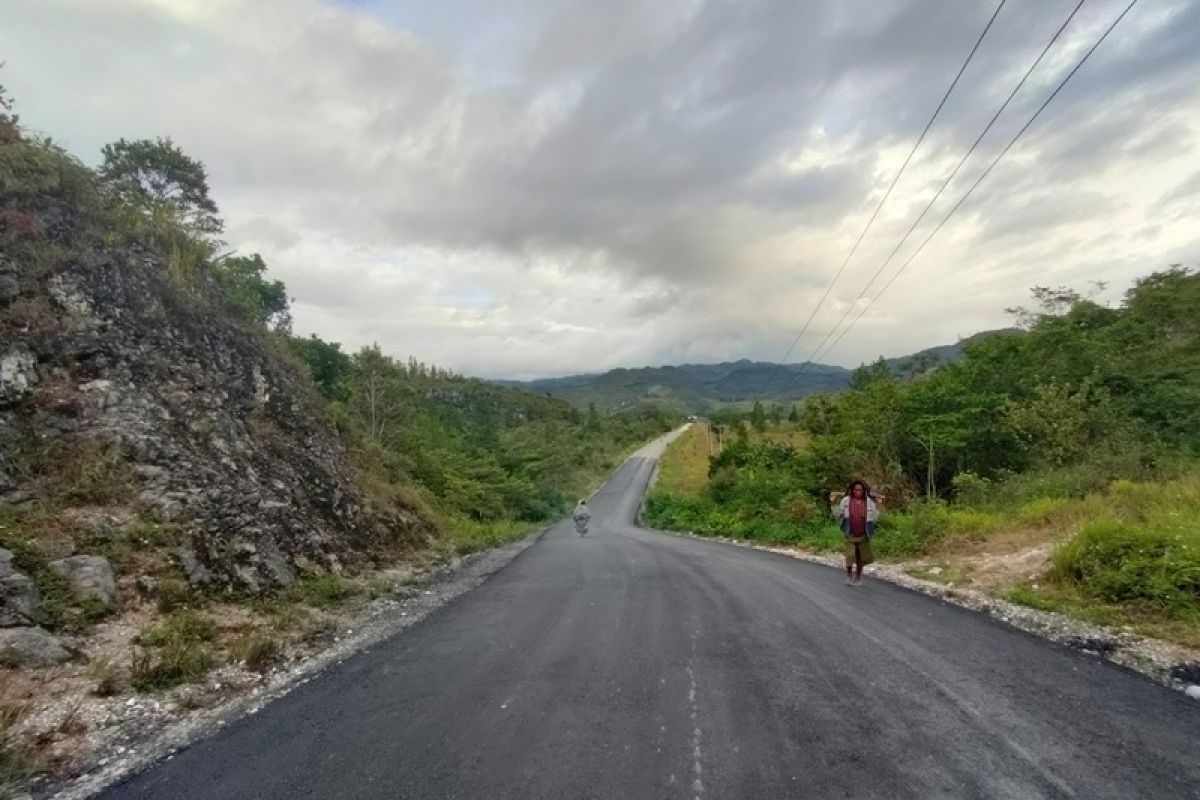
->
[922, 527, 1066, 592]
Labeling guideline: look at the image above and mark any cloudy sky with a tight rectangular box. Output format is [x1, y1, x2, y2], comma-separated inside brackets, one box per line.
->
[3, 0, 1198, 378]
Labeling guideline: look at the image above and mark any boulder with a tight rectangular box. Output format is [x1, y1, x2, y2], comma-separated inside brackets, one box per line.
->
[0, 626, 70, 667]
[0, 346, 38, 405]
[0, 548, 45, 626]
[48, 555, 118, 609]
[0, 273, 17, 305]
[172, 547, 215, 586]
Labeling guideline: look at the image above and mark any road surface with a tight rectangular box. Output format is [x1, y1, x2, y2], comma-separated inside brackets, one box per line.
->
[98, 432, 1199, 800]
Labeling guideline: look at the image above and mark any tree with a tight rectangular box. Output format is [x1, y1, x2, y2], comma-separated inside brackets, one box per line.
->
[213, 253, 290, 329]
[898, 351, 940, 379]
[787, 404, 800, 423]
[1005, 285, 1082, 328]
[0, 74, 18, 143]
[850, 357, 893, 390]
[289, 335, 352, 401]
[750, 401, 767, 433]
[350, 345, 410, 448]
[99, 137, 223, 235]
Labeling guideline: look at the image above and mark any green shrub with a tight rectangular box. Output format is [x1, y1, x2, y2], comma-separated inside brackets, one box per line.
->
[31, 568, 72, 630]
[88, 654, 124, 696]
[78, 597, 114, 623]
[138, 609, 216, 646]
[156, 577, 197, 613]
[446, 519, 537, 555]
[1015, 496, 1076, 526]
[0, 702, 35, 800]
[644, 490, 843, 552]
[1003, 585, 1063, 612]
[229, 631, 279, 673]
[288, 574, 356, 609]
[62, 446, 133, 505]
[875, 503, 951, 558]
[1051, 516, 1200, 618]
[130, 640, 214, 691]
[950, 471, 990, 505]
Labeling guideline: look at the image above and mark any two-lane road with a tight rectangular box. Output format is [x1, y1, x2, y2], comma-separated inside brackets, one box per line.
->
[99, 433, 1199, 799]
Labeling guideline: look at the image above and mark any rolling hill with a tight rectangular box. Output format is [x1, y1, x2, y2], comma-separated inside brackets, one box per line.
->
[500, 330, 1018, 413]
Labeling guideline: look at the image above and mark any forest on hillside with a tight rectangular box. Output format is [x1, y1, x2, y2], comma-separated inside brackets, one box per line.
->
[0, 81, 673, 554]
[646, 270, 1200, 644]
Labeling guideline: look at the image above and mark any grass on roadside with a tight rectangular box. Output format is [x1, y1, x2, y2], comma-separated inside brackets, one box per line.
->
[0, 703, 36, 800]
[131, 609, 218, 691]
[650, 419, 1200, 648]
[655, 424, 712, 496]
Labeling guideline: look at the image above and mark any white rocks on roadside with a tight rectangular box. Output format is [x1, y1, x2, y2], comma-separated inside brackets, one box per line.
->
[1185, 685, 1200, 701]
[0, 345, 38, 404]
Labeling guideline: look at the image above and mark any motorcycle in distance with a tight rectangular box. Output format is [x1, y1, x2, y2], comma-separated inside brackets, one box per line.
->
[572, 500, 591, 537]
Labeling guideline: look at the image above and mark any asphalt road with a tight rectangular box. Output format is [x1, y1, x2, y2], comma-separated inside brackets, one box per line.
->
[98, 432, 1199, 800]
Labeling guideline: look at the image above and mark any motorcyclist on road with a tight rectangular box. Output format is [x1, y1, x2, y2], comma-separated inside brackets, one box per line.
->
[572, 499, 591, 535]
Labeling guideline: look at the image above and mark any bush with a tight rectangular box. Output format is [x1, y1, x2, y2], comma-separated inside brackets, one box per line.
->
[1051, 516, 1200, 618]
[1003, 585, 1063, 612]
[950, 472, 990, 505]
[155, 577, 197, 613]
[288, 574, 356, 609]
[132, 608, 219, 693]
[130, 640, 214, 691]
[644, 490, 843, 552]
[31, 568, 72, 630]
[138, 609, 216, 647]
[0, 703, 35, 800]
[1014, 496, 1078, 526]
[875, 503, 949, 558]
[229, 631, 279, 673]
[61, 446, 133, 505]
[88, 654, 124, 696]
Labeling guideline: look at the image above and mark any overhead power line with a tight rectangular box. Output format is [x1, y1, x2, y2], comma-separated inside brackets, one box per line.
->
[784, 0, 1090, 387]
[760, 0, 1008, 395]
[800, 0, 1140, 374]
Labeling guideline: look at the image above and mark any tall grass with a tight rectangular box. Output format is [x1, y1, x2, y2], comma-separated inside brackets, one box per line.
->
[643, 491, 843, 551]
[1048, 478, 1200, 620]
[655, 424, 712, 496]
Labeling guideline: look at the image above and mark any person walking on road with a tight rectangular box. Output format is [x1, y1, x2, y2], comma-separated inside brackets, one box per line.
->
[833, 480, 878, 585]
[573, 499, 591, 536]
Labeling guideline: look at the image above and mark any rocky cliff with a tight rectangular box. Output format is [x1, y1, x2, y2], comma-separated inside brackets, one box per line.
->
[0, 243, 431, 599]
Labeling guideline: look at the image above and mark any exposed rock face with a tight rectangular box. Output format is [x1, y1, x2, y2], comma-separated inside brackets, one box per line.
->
[0, 344, 37, 404]
[0, 547, 45, 626]
[48, 555, 118, 609]
[1, 249, 432, 592]
[0, 625, 70, 667]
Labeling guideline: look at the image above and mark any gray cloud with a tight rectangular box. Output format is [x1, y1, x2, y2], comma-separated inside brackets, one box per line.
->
[1, 0, 1198, 377]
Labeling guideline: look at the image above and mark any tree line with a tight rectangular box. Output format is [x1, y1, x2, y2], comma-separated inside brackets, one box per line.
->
[0, 88, 675, 538]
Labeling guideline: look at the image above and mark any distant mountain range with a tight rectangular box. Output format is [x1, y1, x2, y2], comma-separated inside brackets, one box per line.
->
[499, 330, 1018, 413]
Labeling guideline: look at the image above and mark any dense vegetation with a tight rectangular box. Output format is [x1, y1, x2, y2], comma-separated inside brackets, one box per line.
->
[508, 331, 1009, 414]
[286, 338, 673, 552]
[0, 82, 674, 787]
[645, 273, 1200, 643]
[0, 83, 672, 562]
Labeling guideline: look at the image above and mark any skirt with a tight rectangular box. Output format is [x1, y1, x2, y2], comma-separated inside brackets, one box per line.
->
[844, 536, 874, 568]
